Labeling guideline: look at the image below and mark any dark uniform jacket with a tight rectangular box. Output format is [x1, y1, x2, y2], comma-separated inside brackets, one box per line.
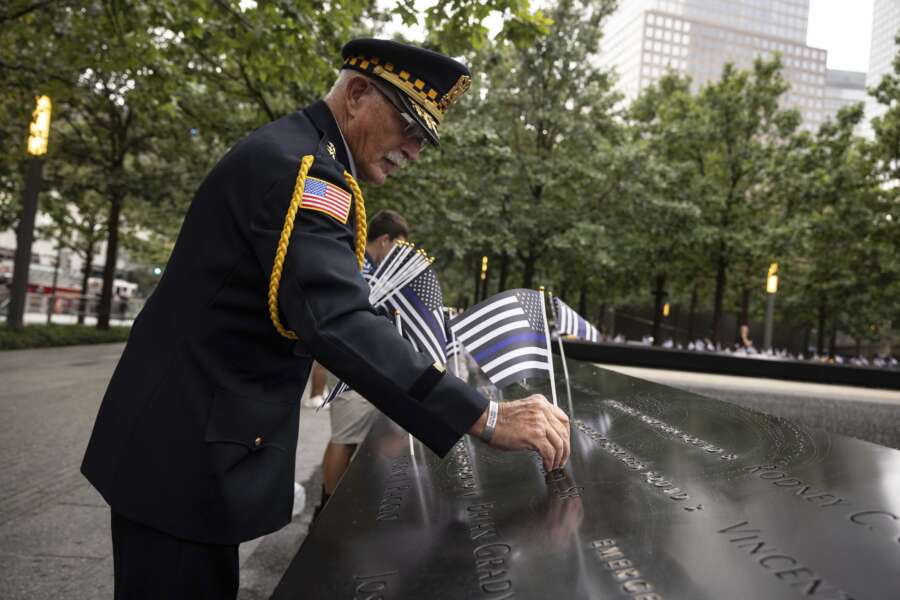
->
[81, 101, 487, 545]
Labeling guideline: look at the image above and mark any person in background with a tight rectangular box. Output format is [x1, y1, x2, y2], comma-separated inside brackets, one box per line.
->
[315, 209, 409, 516]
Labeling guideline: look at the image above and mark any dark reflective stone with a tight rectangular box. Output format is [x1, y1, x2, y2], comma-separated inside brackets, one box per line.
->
[273, 361, 900, 599]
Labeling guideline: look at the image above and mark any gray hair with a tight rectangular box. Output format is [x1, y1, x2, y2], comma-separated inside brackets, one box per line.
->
[325, 69, 359, 100]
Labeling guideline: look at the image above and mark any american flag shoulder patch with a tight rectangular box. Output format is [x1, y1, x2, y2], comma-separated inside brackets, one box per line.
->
[301, 176, 352, 224]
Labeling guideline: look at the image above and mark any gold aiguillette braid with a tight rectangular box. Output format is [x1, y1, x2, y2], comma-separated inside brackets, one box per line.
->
[268, 155, 367, 340]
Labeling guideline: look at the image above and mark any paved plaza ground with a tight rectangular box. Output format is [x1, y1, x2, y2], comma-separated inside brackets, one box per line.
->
[0, 343, 330, 600]
[0, 344, 898, 599]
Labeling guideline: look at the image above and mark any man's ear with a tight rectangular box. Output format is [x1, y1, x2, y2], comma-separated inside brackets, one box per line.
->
[345, 75, 372, 119]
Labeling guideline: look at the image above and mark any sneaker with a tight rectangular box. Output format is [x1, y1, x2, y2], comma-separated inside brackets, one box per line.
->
[302, 393, 325, 409]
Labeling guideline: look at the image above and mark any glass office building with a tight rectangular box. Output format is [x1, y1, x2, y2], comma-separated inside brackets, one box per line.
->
[865, 0, 900, 135]
[599, 0, 828, 128]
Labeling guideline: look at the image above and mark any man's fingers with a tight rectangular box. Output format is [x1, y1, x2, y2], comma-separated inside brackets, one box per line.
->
[539, 402, 571, 468]
[544, 422, 565, 470]
[550, 402, 570, 424]
[534, 436, 557, 472]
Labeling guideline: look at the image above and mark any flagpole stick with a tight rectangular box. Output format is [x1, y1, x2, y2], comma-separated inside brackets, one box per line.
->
[396, 310, 415, 460]
[538, 286, 558, 408]
[448, 309, 461, 377]
[550, 292, 574, 415]
[557, 333, 574, 415]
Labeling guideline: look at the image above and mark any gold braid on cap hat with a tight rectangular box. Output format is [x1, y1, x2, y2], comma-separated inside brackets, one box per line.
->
[268, 155, 367, 340]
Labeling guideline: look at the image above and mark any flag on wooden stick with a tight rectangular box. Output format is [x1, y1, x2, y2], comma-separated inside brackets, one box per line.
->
[449, 289, 553, 391]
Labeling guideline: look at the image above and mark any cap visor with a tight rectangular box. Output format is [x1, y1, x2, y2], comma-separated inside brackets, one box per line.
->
[395, 92, 440, 146]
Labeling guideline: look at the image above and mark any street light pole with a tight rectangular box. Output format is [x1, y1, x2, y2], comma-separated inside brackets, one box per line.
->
[8, 96, 52, 331]
[763, 262, 779, 351]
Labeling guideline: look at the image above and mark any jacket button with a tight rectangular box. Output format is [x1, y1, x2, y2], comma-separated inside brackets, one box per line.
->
[254, 436, 263, 447]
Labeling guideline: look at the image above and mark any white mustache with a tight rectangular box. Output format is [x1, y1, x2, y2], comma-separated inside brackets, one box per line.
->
[385, 151, 408, 169]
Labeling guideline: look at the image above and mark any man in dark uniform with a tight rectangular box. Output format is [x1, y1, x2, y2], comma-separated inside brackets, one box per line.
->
[82, 38, 570, 599]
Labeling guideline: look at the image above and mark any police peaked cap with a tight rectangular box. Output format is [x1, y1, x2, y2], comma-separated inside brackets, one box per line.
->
[341, 38, 471, 145]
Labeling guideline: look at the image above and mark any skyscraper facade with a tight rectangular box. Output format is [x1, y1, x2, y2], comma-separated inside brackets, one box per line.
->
[599, 0, 828, 128]
[865, 0, 900, 133]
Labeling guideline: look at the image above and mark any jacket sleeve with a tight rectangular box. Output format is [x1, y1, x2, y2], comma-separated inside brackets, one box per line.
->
[248, 155, 487, 457]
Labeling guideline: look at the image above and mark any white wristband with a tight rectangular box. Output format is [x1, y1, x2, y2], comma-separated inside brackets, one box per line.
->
[481, 400, 499, 443]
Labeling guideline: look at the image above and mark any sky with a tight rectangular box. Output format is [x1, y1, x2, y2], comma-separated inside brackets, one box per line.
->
[807, 0, 874, 72]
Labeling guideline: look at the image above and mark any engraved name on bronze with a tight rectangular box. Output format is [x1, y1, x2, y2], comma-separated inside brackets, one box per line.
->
[745, 465, 846, 509]
[546, 468, 584, 500]
[375, 456, 411, 521]
[452, 441, 479, 497]
[533, 455, 584, 499]
[575, 420, 690, 501]
[352, 569, 397, 600]
[467, 503, 515, 598]
[717, 521, 851, 599]
[591, 538, 663, 599]
[848, 510, 900, 544]
[472, 543, 515, 599]
[467, 502, 499, 542]
[606, 400, 738, 461]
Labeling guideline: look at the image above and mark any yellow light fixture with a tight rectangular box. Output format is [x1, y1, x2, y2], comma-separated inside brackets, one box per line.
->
[27, 95, 52, 156]
[662, 302, 670, 317]
[480, 255, 488, 281]
[766, 262, 779, 294]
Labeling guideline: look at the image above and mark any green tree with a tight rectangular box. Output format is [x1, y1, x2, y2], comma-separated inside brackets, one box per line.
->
[781, 105, 895, 357]
[628, 59, 798, 345]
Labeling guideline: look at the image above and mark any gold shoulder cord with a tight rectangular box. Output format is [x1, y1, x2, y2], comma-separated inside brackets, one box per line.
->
[268, 155, 368, 340]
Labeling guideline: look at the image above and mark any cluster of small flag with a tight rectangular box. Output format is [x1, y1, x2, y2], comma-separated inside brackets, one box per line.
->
[322, 242, 604, 407]
[324, 241, 447, 405]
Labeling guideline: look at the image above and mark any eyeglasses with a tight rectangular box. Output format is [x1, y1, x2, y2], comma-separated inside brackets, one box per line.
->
[370, 83, 429, 151]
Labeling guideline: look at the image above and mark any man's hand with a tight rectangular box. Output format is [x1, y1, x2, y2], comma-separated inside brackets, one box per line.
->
[468, 395, 571, 471]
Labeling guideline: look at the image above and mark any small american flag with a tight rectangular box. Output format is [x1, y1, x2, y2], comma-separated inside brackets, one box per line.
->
[384, 267, 447, 364]
[301, 176, 352, 223]
[449, 289, 551, 389]
[553, 297, 600, 342]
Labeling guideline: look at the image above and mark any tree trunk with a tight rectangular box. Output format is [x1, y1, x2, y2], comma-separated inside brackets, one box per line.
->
[687, 285, 698, 343]
[578, 285, 587, 317]
[828, 320, 838, 359]
[97, 193, 123, 330]
[78, 241, 95, 325]
[736, 286, 750, 342]
[496, 251, 510, 294]
[816, 299, 827, 355]
[710, 254, 727, 346]
[521, 251, 537, 289]
[651, 273, 666, 346]
[801, 326, 811, 358]
[597, 303, 607, 337]
[854, 337, 862, 358]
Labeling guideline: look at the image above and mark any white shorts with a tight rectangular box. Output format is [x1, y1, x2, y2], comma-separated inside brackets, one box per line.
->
[329, 390, 378, 445]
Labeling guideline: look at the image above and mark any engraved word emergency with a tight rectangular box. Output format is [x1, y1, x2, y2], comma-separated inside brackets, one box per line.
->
[606, 400, 738, 461]
[375, 456, 411, 521]
[591, 538, 662, 599]
[745, 465, 847, 509]
[575, 420, 690, 501]
[718, 521, 852, 599]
